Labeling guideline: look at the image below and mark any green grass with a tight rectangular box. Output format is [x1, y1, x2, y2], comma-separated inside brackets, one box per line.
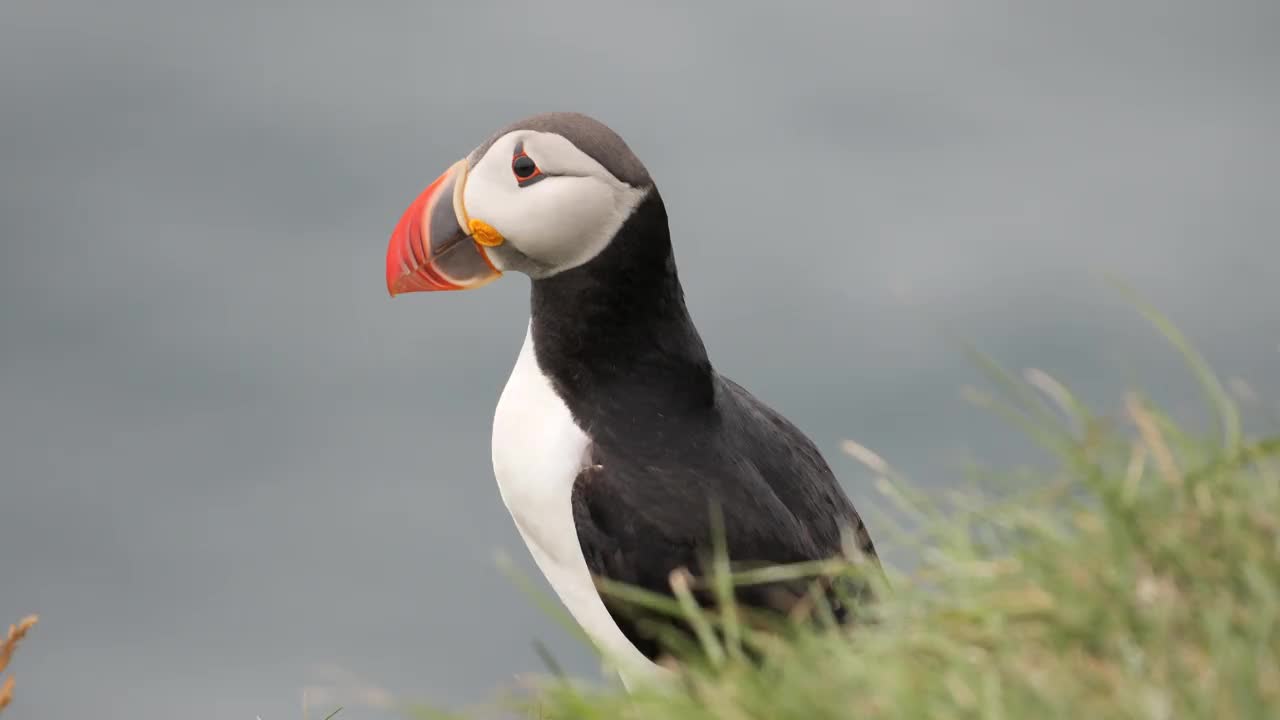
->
[416, 300, 1280, 720]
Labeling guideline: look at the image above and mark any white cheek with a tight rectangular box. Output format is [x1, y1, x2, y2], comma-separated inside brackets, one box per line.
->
[508, 178, 619, 266]
[466, 173, 641, 272]
[463, 171, 521, 232]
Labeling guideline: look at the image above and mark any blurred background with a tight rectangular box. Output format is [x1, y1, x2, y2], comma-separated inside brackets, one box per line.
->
[1, 1, 1276, 718]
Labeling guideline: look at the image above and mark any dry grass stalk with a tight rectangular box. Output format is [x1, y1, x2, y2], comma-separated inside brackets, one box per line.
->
[1125, 392, 1182, 485]
[0, 614, 39, 714]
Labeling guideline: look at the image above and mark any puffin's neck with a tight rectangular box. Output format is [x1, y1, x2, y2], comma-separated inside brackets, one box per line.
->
[529, 189, 716, 435]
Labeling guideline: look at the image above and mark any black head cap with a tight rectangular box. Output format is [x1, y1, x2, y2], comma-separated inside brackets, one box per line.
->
[470, 111, 653, 188]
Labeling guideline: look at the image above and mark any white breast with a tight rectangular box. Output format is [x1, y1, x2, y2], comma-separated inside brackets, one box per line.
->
[490, 323, 667, 689]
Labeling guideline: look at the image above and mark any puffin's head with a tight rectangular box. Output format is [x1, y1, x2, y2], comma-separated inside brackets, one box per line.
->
[385, 112, 654, 295]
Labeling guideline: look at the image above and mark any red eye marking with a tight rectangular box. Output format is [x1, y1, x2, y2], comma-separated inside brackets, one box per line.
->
[511, 142, 545, 187]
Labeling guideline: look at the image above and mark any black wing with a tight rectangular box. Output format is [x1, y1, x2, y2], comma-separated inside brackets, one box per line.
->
[571, 374, 878, 662]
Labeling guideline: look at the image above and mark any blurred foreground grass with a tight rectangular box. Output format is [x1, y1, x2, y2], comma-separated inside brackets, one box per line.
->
[0, 614, 38, 714]
[412, 297, 1280, 720]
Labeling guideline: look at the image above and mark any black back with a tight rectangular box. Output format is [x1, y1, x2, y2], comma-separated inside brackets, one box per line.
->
[531, 189, 878, 661]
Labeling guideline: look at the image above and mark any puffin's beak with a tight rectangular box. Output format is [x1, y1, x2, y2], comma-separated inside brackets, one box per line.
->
[385, 158, 504, 296]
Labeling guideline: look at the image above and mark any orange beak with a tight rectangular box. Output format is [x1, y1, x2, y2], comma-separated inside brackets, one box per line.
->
[385, 158, 502, 296]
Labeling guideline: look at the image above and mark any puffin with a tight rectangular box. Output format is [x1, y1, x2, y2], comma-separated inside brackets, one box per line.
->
[384, 112, 878, 688]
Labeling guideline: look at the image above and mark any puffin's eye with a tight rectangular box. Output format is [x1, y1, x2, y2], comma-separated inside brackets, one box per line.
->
[512, 150, 544, 187]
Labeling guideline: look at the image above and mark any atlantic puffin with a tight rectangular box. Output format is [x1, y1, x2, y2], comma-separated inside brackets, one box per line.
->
[385, 112, 878, 688]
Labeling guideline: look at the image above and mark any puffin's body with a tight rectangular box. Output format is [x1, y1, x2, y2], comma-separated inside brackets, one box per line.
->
[386, 112, 877, 687]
